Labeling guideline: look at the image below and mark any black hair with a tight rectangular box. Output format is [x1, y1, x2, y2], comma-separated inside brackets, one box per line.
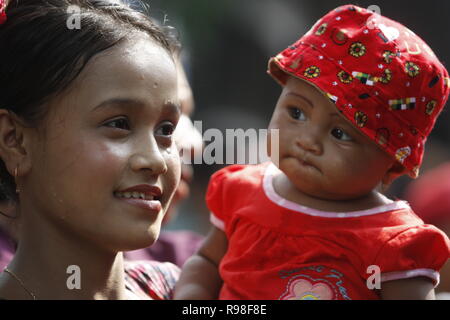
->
[0, 0, 179, 205]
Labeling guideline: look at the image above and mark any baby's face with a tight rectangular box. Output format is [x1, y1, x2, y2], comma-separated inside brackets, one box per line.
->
[268, 76, 396, 200]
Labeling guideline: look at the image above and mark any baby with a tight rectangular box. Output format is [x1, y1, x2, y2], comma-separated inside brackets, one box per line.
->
[175, 5, 450, 300]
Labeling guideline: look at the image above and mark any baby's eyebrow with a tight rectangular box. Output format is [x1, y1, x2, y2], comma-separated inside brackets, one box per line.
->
[286, 92, 314, 108]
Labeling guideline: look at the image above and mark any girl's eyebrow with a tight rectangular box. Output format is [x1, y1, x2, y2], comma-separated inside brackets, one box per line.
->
[286, 92, 314, 108]
[164, 100, 182, 116]
[92, 98, 181, 115]
[93, 98, 146, 112]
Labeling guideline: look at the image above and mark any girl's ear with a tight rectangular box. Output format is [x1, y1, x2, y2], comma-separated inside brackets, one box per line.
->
[0, 109, 32, 177]
[382, 162, 408, 190]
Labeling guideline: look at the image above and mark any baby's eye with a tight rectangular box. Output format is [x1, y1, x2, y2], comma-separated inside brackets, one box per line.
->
[288, 107, 306, 121]
[331, 128, 353, 141]
[104, 117, 130, 131]
[155, 122, 175, 137]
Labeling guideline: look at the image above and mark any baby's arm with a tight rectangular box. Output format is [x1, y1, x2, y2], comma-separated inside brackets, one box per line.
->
[174, 226, 228, 299]
[380, 277, 435, 300]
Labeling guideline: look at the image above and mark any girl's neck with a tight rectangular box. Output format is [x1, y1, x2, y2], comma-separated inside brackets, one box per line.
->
[273, 171, 393, 213]
[0, 208, 128, 300]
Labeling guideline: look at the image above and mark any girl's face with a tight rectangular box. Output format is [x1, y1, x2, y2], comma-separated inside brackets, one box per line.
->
[23, 36, 181, 252]
[268, 76, 395, 201]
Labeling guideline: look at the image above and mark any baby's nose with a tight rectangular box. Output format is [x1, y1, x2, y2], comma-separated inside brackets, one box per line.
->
[296, 130, 323, 155]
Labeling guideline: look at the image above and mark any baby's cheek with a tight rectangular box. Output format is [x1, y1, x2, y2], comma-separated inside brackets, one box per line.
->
[325, 155, 367, 185]
[334, 153, 384, 191]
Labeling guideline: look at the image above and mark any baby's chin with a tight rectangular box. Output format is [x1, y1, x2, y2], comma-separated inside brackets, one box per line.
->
[291, 179, 378, 203]
[279, 161, 368, 201]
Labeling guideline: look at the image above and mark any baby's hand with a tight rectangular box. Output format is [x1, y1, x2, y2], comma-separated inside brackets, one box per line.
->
[380, 277, 435, 300]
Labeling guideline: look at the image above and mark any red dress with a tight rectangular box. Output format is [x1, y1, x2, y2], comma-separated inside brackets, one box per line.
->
[207, 163, 450, 300]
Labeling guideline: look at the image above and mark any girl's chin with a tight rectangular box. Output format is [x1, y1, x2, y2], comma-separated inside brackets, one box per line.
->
[116, 236, 158, 252]
[110, 226, 161, 252]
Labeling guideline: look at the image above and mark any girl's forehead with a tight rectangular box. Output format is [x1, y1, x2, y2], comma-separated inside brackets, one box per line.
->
[84, 37, 176, 82]
[57, 37, 178, 111]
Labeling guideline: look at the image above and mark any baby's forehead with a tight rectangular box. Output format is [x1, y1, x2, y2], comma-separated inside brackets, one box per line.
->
[283, 76, 337, 106]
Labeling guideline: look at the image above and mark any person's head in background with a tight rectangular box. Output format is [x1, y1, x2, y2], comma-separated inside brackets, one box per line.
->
[0, 0, 182, 299]
[162, 49, 203, 225]
[405, 163, 450, 294]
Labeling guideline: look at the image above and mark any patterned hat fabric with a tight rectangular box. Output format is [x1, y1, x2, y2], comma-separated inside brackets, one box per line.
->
[268, 4, 450, 178]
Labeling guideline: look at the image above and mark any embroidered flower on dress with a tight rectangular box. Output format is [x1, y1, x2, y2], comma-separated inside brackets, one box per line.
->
[304, 66, 321, 78]
[405, 61, 420, 77]
[337, 70, 353, 84]
[282, 279, 334, 300]
[349, 42, 366, 58]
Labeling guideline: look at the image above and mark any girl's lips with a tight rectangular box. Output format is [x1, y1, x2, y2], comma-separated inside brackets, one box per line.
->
[116, 197, 162, 214]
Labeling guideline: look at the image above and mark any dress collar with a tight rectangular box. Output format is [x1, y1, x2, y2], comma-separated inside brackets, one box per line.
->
[263, 163, 410, 218]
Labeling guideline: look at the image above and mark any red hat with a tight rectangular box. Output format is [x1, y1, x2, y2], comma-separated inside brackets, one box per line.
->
[268, 4, 450, 178]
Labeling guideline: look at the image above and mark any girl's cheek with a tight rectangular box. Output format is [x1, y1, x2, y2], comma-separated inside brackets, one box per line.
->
[164, 146, 182, 187]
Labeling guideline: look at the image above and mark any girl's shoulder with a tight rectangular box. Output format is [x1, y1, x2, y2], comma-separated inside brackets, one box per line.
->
[124, 260, 180, 300]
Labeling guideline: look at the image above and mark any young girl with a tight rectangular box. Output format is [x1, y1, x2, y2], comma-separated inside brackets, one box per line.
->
[175, 5, 450, 300]
[0, 0, 182, 299]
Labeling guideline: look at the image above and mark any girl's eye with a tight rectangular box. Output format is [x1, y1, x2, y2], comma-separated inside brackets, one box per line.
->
[288, 107, 306, 121]
[155, 122, 175, 137]
[104, 118, 130, 131]
[331, 128, 353, 141]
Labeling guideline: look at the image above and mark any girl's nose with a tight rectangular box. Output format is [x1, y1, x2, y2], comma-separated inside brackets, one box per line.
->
[130, 137, 168, 175]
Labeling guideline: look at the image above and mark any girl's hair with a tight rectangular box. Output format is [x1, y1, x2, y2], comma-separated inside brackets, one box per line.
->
[0, 0, 179, 204]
